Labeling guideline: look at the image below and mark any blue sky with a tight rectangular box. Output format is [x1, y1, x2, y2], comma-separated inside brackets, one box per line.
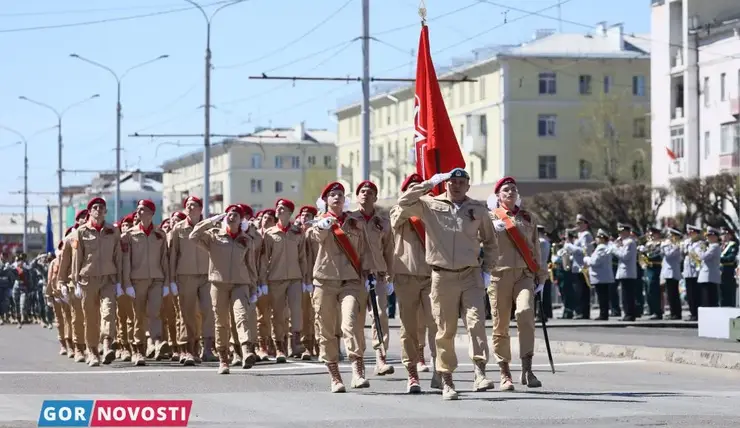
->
[0, 0, 650, 216]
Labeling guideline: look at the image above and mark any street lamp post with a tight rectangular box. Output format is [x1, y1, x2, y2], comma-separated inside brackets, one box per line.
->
[69, 54, 169, 221]
[18, 94, 100, 239]
[183, 0, 247, 217]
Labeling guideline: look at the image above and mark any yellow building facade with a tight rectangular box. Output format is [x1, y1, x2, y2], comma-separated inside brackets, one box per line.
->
[335, 24, 652, 206]
[161, 123, 336, 216]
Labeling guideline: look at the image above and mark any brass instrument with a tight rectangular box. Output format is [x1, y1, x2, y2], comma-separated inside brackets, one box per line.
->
[581, 265, 592, 288]
[688, 240, 705, 266]
[547, 262, 555, 283]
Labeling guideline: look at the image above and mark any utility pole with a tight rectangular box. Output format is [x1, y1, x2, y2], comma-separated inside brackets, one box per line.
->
[361, 0, 370, 181]
[23, 141, 28, 253]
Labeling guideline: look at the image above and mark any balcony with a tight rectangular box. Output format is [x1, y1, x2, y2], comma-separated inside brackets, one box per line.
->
[463, 133, 487, 157]
[731, 97, 740, 118]
[719, 152, 740, 172]
[339, 164, 353, 182]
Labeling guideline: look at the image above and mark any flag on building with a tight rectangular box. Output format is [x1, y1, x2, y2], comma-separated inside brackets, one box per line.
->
[45, 205, 54, 254]
[413, 22, 466, 195]
[666, 146, 677, 161]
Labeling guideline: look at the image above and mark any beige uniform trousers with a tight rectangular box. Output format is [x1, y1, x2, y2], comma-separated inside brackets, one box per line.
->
[431, 266, 489, 374]
[116, 296, 134, 346]
[160, 295, 179, 346]
[80, 275, 117, 349]
[210, 282, 257, 350]
[66, 284, 86, 345]
[489, 268, 536, 362]
[395, 273, 435, 367]
[300, 290, 315, 345]
[256, 294, 272, 342]
[417, 304, 436, 354]
[368, 275, 390, 351]
[176, 275, 212, 344]
[269, 279, 303, 340]
[131, 279, 164, 344]
[313, 278, 367, 363]
[52, 300, 72, 341]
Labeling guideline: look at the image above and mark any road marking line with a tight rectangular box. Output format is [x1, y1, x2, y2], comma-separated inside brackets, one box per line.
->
[0, 359, 642, 375]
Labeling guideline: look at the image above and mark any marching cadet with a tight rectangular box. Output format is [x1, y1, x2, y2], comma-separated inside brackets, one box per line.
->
[583, 229, 614, 320]
[642, 227, 664, 320]
[397, 168, 496, 401]
[57, 211, 89, 362]
[719, 228, 738, 307]
[488, 176, 545, 392]
[389, 173, 438, 393]
[309, 181, 373, 393]
[682, 225, 703, 321]
[170, 196, 214, 365]
[47, 241, 71, 356]
[71, 198, 121, 366]
[354, 180, 395, 376]
[696, 227, 721, 307]
[121, 199, 170, 365]
[162, 211, 188, 362]
[115, 214, 136, 361]
[611, 223, 637, 322]
[259, 198, 307, 362]
[660, 227, 683, 319]
[189, 204, 260, 374]
[256, 208, 276, 360]
[297, 205, 319, 360]
[537, 225, 553, 321]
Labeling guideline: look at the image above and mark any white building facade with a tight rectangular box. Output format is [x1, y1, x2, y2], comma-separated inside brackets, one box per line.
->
[651, 0, 740, 219]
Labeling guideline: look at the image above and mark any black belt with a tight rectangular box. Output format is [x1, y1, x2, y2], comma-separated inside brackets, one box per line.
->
[431, 265, 471, 273]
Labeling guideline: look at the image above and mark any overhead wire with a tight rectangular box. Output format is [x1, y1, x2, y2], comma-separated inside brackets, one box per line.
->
[0, 2, 225, 17]
[217, 0, 356, 70]
[372, 1, 483, 36]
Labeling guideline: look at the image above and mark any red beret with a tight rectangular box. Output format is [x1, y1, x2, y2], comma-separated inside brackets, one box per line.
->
[321, 181, 345, 199]
[237, 204, 254, 219]
[137, 199, 156, 213]
[494, 176, 517, 193]
[262, 209, 276, 218]
[225, 204, 246, 218]
[171, 211, 187, 221]
[400, 173, 423, 192]
[275, 198, 295, 212]
[160, 218, 170, 227]
[75, 209, 89, 221]
[122, 214, 135, 224]
[299, 206, 318, 216]
[183, 196, 203, 208]
[254, 210, 264, 218]
[355, 180, 378, 196]
[86, 197, 106, 211]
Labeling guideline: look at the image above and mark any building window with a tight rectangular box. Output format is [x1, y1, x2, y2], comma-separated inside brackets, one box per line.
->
[251, 153, 262, 168]
[537, 114, 556, 137]
[632, 118, 646, 138]
[538, 155, 557, 179]
[603, 75, 612, 94]
[308, 155, 316, 166]
[704, 131, 710, 159]
[291, 156, 300, 169]
[579, 159, 592, 179]
[274, 156, 284, 168]
[324, 155, 332, 168]
[670, 126, 685, 158]
[579, 75, 592, 94]
[538, 72, 556, 95]
[720, 123, 737, 153]
[703, 77, 710, 107]
[275, 181, 283, 193]
[721, 73, 726, 101]
[632, 75, 646, 96]
[250, 179, 262, 193]
[632, 159, 645, 180]
[480, 114, 487, 135]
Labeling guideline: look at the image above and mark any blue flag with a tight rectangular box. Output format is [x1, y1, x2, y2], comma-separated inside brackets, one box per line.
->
[45, 205, 54, 254]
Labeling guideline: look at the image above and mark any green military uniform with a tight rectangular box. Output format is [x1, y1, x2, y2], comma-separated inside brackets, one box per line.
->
[632, 231, 645, 317]
[644, 227, 663, 320]
[719, 228, 738, 307]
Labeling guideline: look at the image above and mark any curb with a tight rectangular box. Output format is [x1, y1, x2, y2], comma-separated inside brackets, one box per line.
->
[367, 321, 698, 330]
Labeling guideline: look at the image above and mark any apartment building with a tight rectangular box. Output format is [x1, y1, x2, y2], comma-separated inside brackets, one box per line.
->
[651, 0, 740, 219]
[335, 23, 651, 206]
[160, 123, 336, 216]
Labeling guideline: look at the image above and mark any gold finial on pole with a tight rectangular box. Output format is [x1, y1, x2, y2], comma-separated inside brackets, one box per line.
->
[419, 0, 427, 24]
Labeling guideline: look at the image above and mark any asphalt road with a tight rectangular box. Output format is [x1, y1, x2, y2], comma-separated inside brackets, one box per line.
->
[1, 324, 740, 427]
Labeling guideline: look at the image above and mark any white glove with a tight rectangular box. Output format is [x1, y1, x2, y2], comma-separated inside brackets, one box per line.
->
[429, 172, 452, 186]
[46, 297, 54, 308]
[163, 285, 170, 297]
[60, 286, 69, 299]
[209, 213, 227, 222]
[170, 282, 179, 296]
[53, 297, 61, 304]
[240, 218, 249, 231]
[482, 272, 491, 287]
[386, 282, 394, 295]
[125, 285, 135, 298]
[302, 283, 313, 293]
[583, 256, 592, 265]
[557, 248, 567, 257]
[74, 284, 83, 299]
[259, 284, 268, 296]
[534, 282, 544, 295]
[493, 220, 506, 232]
[316, 217, 335, 230]
[115, 283, 124, 298]
[365, 277, 373, 292]
[638, 245, 646, 252]
[249, 293, 258, 304]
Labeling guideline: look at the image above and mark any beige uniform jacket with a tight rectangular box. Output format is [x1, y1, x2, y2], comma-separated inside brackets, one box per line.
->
[397, 181, 496, 273]
[491, 208, 548, 280]
[57, 228, 79, 287]
[307, 211, 371, 281]
[168, 218, 210, 280]
[46, 259, 59, 298]
[189, 218, 258, 292]
[389, 204, 432, 277]
[121, 225, 169, 286]
[247, 225, 265, 284]
[304, 226, 319, 284]
[259, 223, 307, 283]
[354, 210, 395, 283]
[72, 223, 122, 284]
